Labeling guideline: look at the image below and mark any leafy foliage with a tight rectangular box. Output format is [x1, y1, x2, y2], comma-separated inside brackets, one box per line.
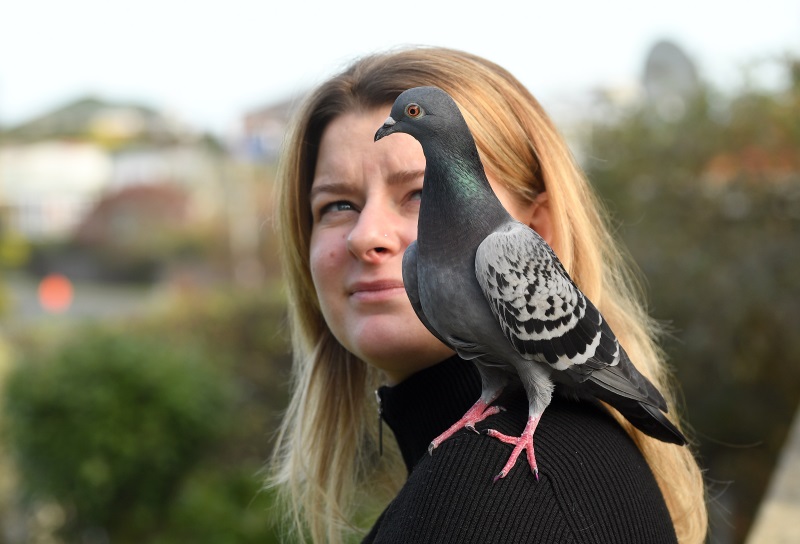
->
[2, 287, 290, 543]
[3, 331, 230, 539]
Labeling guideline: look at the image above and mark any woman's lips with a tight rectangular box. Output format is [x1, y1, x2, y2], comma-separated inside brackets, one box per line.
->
[349, 280, 407, 302]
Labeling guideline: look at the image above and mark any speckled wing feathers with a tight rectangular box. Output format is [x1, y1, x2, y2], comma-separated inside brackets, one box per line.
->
[475, 222, 621, 374]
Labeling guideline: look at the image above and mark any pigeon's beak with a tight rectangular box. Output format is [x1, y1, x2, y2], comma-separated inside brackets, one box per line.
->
[374, 116, 397, 142]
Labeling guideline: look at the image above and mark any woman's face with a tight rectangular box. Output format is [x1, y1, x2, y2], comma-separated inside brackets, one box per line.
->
[308, 106, 536, 384]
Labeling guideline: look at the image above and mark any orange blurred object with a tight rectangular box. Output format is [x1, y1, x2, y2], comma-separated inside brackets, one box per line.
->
[38, 274, 74, 313]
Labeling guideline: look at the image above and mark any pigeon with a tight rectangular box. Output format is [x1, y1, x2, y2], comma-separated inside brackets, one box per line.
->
[374, 86, 686, 482]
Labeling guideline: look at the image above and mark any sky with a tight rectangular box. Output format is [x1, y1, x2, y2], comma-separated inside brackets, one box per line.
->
[1, 0, 798, 135]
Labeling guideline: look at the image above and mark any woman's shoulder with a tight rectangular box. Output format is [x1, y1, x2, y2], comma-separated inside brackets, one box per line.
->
[365, 395, 677, 544]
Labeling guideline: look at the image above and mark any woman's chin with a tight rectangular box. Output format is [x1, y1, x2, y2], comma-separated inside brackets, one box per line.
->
[352, 333, 454, 383]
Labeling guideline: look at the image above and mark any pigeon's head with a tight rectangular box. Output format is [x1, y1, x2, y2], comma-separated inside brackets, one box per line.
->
[374, 86, 463, 143]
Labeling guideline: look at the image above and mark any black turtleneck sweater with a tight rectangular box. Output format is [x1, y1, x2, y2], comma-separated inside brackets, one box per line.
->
[364, 357, 677, 543]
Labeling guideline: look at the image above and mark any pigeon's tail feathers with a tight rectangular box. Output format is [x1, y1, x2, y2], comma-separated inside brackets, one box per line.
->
[582, 368, 686, 446]
[580, 350, 667, 409]
[578, 353, 687, 445]
[608, 397, 688, 445]
[637, 401, 688, 445]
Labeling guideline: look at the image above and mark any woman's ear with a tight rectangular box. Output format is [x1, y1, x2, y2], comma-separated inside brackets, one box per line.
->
[527, 192, 554, 246]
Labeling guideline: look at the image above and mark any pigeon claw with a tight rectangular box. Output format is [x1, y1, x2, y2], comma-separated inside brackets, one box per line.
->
[485, 415, 541, 482]
[428, 399, 503, 455]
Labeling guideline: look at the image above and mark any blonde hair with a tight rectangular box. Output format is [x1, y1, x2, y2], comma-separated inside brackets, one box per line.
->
[270, 46, 707, 543]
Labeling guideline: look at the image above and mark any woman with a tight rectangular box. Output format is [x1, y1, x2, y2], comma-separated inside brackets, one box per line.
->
[270, 46, 707, 543]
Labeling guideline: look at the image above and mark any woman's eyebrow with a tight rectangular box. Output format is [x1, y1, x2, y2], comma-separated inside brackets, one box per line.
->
[386, 169, 425, 186]
[309, 181, 353, 201]
[310, 170, 424, 201]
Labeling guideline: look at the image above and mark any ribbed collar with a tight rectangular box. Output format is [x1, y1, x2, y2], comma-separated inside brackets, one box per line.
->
[377, 356, 481, 473]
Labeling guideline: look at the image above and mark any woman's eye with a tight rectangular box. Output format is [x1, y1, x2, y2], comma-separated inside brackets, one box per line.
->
[319, 200, 356, 216]
[405, 189, 422, 205]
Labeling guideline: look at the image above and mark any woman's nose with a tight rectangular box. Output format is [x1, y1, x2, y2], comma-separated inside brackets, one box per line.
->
[346, 203, 403, 262]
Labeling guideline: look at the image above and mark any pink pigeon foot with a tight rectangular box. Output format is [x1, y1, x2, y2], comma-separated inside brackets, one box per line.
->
[428, 399, 504, 455]
[485, 415, 541, 482]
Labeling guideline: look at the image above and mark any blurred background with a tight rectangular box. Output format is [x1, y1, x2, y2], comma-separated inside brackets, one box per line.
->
[1, 1, 798, 543]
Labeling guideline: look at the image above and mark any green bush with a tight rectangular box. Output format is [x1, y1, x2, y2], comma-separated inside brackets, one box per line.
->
[1, 286, 292, 542]
[3, 330, 232, 540]
[154, 464, 282, 544]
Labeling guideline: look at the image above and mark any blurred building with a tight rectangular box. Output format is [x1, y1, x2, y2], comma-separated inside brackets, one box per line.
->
[0, 96, 220, 241]
[0, 140, 111, 238]
[239, 95, 302, 162]
[642, 39, 702, 121]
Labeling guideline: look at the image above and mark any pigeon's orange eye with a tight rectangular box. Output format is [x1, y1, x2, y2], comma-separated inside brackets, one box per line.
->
[405, 103, 422, 118]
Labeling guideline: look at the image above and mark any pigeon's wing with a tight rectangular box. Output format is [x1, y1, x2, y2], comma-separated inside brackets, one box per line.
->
[403, 241, 449, 347]
[476, 223, 681, 441]
[475, 222, 624, 377]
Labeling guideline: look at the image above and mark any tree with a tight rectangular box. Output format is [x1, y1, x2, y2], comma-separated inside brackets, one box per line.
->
[584, 56, 800, 542]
